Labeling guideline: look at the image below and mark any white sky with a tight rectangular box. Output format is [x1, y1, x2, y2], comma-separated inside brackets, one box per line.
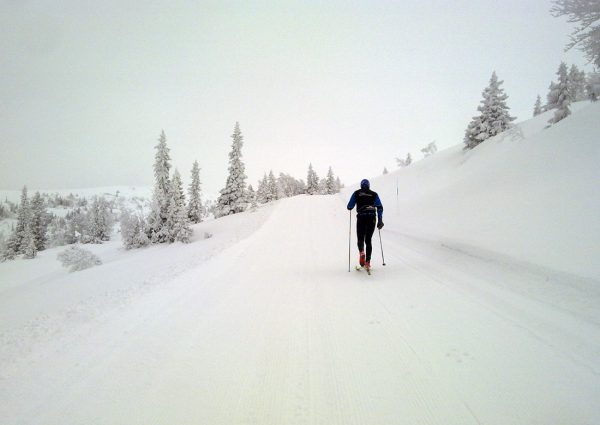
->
[0, 0, 590, 195]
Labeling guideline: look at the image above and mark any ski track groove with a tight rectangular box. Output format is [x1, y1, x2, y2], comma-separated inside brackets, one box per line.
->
[384, 233, 600, 375]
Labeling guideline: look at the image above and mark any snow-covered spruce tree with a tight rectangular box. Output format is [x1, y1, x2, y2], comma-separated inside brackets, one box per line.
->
[266, 170, 279, 202]
[546, 81, 560, 111]
[247, 184, 258, 211]
[1, 235, 17, 261]
[215, 122, 247, 217]
[22, 225, 37, 259]
[383, 167, 389, 174]
[533, 95, 543, 116]
[552, 0, 600, 68]
[306, 163, 320, 195]
[30, 191, 48, 251]
[4, 185, 37, 258]
[13, 186, 31, 254]
[187, 160, 203, 224]
[120, 210, 149, 249]
[167, 169, 192, 243]
[325, 166, 336, 194]
[335, 177, 342, 192]
[148, 130, 172, 243]
[549, 62, 572, 125]
[87, 196, 111, 243]
[568, 64, 587, 101]
[256, 174, 268, 204]
[463, 71, 515, 150]
[64, 208, 88, 244]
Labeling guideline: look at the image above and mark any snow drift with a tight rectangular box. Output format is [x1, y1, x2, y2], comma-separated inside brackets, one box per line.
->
[364, 101, 600, 280]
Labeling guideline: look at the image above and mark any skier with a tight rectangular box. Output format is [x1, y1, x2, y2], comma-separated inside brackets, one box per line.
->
[347, 179, 383, 271]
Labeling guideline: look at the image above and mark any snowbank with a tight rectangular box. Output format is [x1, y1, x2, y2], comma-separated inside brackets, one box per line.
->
[360, 101, 600, 280]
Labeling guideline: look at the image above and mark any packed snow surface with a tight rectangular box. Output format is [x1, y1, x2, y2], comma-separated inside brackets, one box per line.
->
[1, 103, 599, 424]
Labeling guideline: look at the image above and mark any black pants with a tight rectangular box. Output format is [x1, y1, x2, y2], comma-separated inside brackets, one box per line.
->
[356, 215, 376, 262]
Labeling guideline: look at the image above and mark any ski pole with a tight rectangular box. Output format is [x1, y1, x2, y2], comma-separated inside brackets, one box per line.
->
[348, 211, 351, 272]
[378, 228, 386, 266]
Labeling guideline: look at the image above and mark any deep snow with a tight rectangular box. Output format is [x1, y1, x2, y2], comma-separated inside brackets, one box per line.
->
[1, 102, 599, 424]
[369, 101, 600, 280]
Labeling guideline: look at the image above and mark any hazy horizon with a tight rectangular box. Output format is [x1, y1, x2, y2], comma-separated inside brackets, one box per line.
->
[0, 0, 591, 193]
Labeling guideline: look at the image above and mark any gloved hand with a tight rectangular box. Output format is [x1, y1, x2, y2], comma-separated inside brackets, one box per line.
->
[377, 221, 384, 229]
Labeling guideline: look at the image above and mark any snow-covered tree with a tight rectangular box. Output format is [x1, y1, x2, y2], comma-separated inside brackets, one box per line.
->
[2, 186, 38, 259]
[148, 130, 172, 243]
[549, 62, 572, 125]
[546, 81, 560, 111]
[1, 233, 18, 261]
[335, 177, 343, 192]
[325, 166, 337, 194]
[383, 167, 389, 175]
[120, 210, 149, 249]
[187, 160, 203, 224]
[167, 169, 192, 243]
[30, 191, 48, 251]
[533, 95, 543, 116]
[306, 163, 320, 195]
[396, 153, 412, 167]
[215, 122, 247, 217]
[247, 184, 258, 211]
[464, 71, 515, 150]
[420, 141, 438, 158]
[587, 72, 600, 100]
[13, 186, 31, 254]
[568, 64, 587, 101]
[266, 170, 279, 202]
[22, 225, 37, 259]
[87, 197, 111, 243]
[552, 0, 600, 68]
[256, 174, 268, 204]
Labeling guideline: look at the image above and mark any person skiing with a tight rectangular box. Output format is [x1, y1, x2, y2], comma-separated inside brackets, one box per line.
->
[347, 179, 383, 270]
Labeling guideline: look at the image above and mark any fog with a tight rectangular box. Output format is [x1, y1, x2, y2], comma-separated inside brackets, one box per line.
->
[0, 0, 588, 194]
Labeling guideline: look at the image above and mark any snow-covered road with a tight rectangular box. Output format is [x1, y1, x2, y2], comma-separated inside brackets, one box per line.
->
[2, 195, 600, 424]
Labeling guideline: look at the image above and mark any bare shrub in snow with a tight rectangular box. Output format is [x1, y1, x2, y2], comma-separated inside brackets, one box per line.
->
[57, 246, 102, 272]
[421, 141, 438, 158]
[396, 153, 412, 167]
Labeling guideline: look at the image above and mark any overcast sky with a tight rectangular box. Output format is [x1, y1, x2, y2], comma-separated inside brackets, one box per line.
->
[0, 0, 590, 195]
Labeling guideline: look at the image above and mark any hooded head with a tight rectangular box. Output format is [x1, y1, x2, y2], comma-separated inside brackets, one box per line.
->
[360, 179, 370, 190]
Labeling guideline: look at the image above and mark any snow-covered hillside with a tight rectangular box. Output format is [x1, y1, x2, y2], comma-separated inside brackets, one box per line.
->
[364, 101, 600, 280]
[0, 186, 152, 204]
[1, 103, 599, 424]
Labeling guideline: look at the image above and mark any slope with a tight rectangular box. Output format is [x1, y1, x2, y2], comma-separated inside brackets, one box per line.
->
[366, 101, 600, 279]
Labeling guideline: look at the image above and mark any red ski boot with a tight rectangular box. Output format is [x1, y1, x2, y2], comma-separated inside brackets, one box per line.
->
[359, 251, 366, 267]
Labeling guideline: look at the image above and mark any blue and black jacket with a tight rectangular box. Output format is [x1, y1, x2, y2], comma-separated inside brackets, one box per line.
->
[347, 189, 383, 222]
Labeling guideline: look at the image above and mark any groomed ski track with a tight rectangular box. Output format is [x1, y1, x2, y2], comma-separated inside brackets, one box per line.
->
[2, 195, 600, 424]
